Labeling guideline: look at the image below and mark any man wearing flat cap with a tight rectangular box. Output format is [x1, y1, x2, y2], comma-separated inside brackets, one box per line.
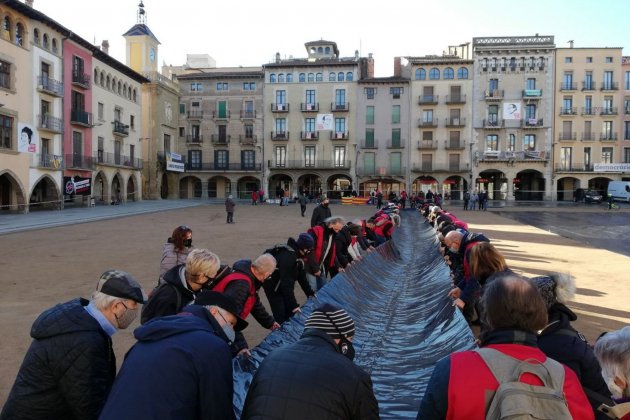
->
[2, 270, 147, 420]
[99, 291, 247, 420]
[241, 303, 379, 419]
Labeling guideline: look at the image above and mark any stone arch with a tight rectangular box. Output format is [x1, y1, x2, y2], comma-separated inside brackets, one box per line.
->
[412, 175, 438, 195]
[556, 176, 581, 201]
[126, 174, 138, 202]
[237, 175, 260, 199]
[268, 173, 294, 199]
[29, 174, 61, 210]
[442, 175, 468, 200]
[587, 176, 613, 195]
[326, 174, 353, 199]
[111, 172, 124, 203]
[297, 173, 322, 198]
[207, 175, 231, 199]
[0, 169, 28, 213]
[93, 170, 109, 203]
[514, 169, 545, 201]
[478, 169, 508, 200]
[179, 175, 202, 199]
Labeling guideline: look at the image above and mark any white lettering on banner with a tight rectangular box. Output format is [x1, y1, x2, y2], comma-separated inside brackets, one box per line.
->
[167, 161, 185, 172]
[594, 163, 630, 172]
[169, 152, 181, 160]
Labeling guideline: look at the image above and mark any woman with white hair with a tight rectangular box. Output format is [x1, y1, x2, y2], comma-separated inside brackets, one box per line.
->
[594, 327, 630, 419]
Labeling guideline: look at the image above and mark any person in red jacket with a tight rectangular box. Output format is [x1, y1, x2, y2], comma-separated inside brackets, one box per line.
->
[418, 274, 594, 420]
[307, 216, 345, 290]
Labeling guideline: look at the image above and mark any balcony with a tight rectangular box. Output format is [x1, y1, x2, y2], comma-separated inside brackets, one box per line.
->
[357, 166, 406, 177]
[411, 163, 434, 172]
[418, 118, 437, 128]
[301, 131, 319, 140]
[239, 135, 258, 145]
[600, 107, 618, 116]
[70, 109, 93, 127]
[31, 153, 64, 170]
[112, 121, 129, 136]
[417, 140, 438, 150]
[522, 118, 543, 128]
[522, 89, 542, 99]
[211, 134, 231, 144]
[38, 114, 64, 133]
[185, 134, 203, 144]
[445, 140, 466, 150]
[360, 139, 379, 149]
[581, 132, 595, 141]
[97, 152, 143, 169]
[331, 131, 349, 140]
[600, 133, 618, 141]
[300, 103, 319, 112]
[331, 102, 350, 112]
[484, 90, 504, 100]
[212, 110, 231, 120]
[445, 117, 466, 127]
[559, 83, 577, 91]
[271, 103, 289, 112]
[187, 109, 204, 119]
[581, 107, 596, 116]
[65, 153, 95, 170]
[431, 163, 469, 173]
[445, 94, 466, 104]
[387, 139, 405, 149]
[600, 82, 619, 91]
[581, 82, 596, 91]
[240, 110, 256, 119]
[554, 163, 593, 172]
[483, 119, 503, 129]
[560, 107, 577, 116]
[478, 150, 550, 162]
[271, 131, 289, 140]
[185, 162, 262, 172]
[418, 95, 439, 105]
[71, 71, 91, 89]
[37, 76, 64, 97]
[558, 132, 576, 141]
[269, 160, 351, 170]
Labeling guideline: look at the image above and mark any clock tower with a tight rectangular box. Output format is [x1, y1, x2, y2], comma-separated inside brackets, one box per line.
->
[123, 1, 160, 74]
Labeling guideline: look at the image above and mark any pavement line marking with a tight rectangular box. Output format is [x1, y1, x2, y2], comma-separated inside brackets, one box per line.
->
[572, 308, 630, 324]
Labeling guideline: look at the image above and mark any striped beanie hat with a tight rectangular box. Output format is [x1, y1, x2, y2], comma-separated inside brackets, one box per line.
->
[304, 304, 355, 339]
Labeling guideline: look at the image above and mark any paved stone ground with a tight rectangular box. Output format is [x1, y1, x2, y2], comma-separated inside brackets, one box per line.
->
[0, 200, 628, 405]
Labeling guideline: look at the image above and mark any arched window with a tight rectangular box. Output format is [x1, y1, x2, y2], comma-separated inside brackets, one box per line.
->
[123, 83, 128, 97]
[94, 69, 99, 84]
[346, 72, 353, 81]
[111, 77, 117, 91]
[415, 68, 426, 80]
[329, 72, 336, 82]
[307, 73, 314, 82]
[2, 16, 11, 41]
[117, 81, 121, 95]
[100, 72, 104, 86]
[128, 87, 132, 98]
[269, 73, 276, 83]
[15, 22, 24, 46]
[286, 73, 293, 82]
[429, 68, 440, 80]
[338, 72, 344, 81]
[278, 73, 285, 83]
[457, 67, 468, 79]
[444, 67, 454, 79]
[133, 89, 137, 102]
[299, 73, 305, 82]
[310, 47, 316, 54]
[51, 38, 57, 53]
[33, 28, 39, 45]
[106, 75, 110, 89]
[315, 72, 322, 82]
[317, 47, 323, 54]
[325, 46, 331, 54]
[42, 33, 48, 49]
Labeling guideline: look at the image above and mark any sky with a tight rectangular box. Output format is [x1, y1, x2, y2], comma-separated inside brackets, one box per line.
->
[34, 0, 629, 77]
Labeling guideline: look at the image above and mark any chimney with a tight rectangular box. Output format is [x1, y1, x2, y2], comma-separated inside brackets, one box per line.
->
[101, 40, 109, 55]
[275, 52, 281, 63]
[394, 57, 401, 77]
[25, 0, 34, 7]
[568, 40, 574, 48]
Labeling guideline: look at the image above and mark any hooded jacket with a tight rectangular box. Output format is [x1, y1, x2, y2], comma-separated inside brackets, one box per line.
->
[141, 264, 195, 324]
[2, 298, 116, 420]
[310, 203, 332, 227]
[99, 306, 234, 420]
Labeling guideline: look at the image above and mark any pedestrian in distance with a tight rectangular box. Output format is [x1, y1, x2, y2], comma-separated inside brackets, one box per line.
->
[299, 191, 309, 217]
[310, 196, 332, 227]
[251, 190, 258, 206]
[225, 194, 235, 223]
[463, 190, 470, 211]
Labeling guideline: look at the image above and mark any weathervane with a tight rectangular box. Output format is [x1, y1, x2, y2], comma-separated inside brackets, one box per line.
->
[137, 1, 146, 24]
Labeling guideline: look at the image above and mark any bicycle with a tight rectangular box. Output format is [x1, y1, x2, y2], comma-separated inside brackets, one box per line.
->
[607, 202, 620, 211]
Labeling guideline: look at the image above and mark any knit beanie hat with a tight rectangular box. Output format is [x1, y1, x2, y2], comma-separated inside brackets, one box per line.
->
[532, 276, 556, 309]
[304, 304, 355, 339]
[296, 233, 314, 250]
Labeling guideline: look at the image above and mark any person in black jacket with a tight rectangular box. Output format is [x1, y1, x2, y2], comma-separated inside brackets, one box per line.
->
[310, 196, 331, 227]
[262, 234, 316, 324]
[141, 249, 220, 324]
[1, 270, 147, 420]
[334, 224, 355, 276]
[241, 304, 379, 419]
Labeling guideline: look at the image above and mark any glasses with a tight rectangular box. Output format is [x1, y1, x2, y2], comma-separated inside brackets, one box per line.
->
[216, 309, 236, 328]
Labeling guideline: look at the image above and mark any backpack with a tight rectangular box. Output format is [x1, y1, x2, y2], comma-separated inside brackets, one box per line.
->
[475, 347, 572, 420]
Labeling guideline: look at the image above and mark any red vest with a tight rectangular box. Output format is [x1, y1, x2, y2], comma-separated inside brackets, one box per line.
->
[212, 272, 255, 318]
[374, 220, 393, 238]
[308, 225, 336, 268]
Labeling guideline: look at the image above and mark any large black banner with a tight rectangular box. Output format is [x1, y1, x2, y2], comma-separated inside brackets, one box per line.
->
[63, 176, 91, 196]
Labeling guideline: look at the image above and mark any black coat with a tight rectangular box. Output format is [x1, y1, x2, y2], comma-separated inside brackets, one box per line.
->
[335, 226, 354, 268]
[241, 329, 379, 420]
[2, 298, 116, 420]
[141, 264, 195, 324]
[310, 203, 332, 227]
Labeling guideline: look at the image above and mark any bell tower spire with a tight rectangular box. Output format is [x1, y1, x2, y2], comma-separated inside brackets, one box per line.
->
[137, 1, 146, 24]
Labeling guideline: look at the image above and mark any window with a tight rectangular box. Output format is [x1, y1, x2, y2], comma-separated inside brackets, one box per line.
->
[72, 131, 83, 167]
[603, 71, 613, 90]
[334, 146, 346, 167]
[305, 89, 315, 105]
[0, 60, 9, 89]
[335, 118, 346, 134]
[304, 146, 316, 167]
[0, 114, 12, 149]
[363, 153, 375, 173]
[562, 97, 573, 113]
[179, 127, 185, 137]
[584, 72, 593, 90]
[584, 96, 592, 114]
[286, 74, 293, 83]
[390, 87, 403, 99]
[415, 68, 426, 80]
[603, 96, 614, 114]
[315, 73, 323, 82]
[391, 129, 401, 147]
[2, 16, 11, 41]
[444, 68, 454, 79]
[242, 150, 255, 169]
[390, 152, 402, 174]
[98, 102, 104, 120]
[392, 105, 400, 123]
[130, 115, 135, 130]
[526, 78, 536, 90]
[278, 73, 285, 83]
[335, 89, 346, 107]
[625, 121, 630, 141]
[270, 74, 276, 83]
[525, 104, 536, 120]
[365, 128, 375, 148]
[584, 147, 591, 168]
[365, 87, 375, 99]
[96, 136, 104, 162]
[523, 134, 536, 151]
[243, 82, 255, 90]
[275, 90, 286, 105]
[15, 22, 24, 46]
[586, 57, 592, 63]
[216, 82, 228, 91]
[33, 28, 39, 45]
[565, 57, 572, 63]
[429, 68, 440, 80]
[179, 103, 186, 114]
[605, 57, 613, 63]
[52, 38, 57, 53]
[329, 72, 336, 82]
[602, 147, 613, 163]
[299, 73, 305, 83]
[625, 71, 630, 90]
[489, 78, 499, 92]
[485, 135, 498, 151]
[603, 121, 613, 139]
[366, 106, 374, 124]
[215, 150, 229, 169]
[244, 124, 253, 139]
[488, 105, 498, 123]
[624, 147, 630, 163]
[304, 117, 315, 133]
[275, 146, 286, 167]
[337, 72, 344, 82]
[422, 110, 433, 124]
[42, 33, 48, 49]
[191, 82, 202, 91]
[275, 118, 286, 135]
[346, 72, 353, 81]
[457, 67, 468, 79]
[164, 134, 171, 153]
[508, 134, 516, 152]
[560, 147, 572, 170]
[189, 150, 202, 170]
[563, 72, 573, 89]
[308, 73, 314, 82]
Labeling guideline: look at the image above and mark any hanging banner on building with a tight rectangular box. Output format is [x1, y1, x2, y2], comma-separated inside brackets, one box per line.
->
[166, 152, 185, 172]
[64, 176, 91, 196]
[594, 163, 630, 172]
[17, 122, 38, 153]
[502, 102, 522, 120]
[316, 114, 334, 130]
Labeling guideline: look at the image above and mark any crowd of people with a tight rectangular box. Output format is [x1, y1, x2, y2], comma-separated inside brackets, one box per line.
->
[2, 197, 629, 420]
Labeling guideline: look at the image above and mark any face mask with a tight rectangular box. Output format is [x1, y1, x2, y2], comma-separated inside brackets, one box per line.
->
[115, 305, 139, 329]
[222, 324, 236, 343]
[322, 202, 329, 208]
[338, 337, 355, 361]
[183, 238, 192, 247]
[449, 246, 459, 254]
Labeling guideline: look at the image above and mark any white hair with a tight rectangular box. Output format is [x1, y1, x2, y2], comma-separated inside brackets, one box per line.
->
[253, 253, 277, 273]
[324, 216, 346, 226]
[390, 213, 401, 227]
[90, 291, 122, 310]
[594, 326, 630, 398]
[549, 272, 576, 304]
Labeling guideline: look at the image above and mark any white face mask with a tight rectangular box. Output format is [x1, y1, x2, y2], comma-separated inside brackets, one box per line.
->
[215, 309, 236, 343]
